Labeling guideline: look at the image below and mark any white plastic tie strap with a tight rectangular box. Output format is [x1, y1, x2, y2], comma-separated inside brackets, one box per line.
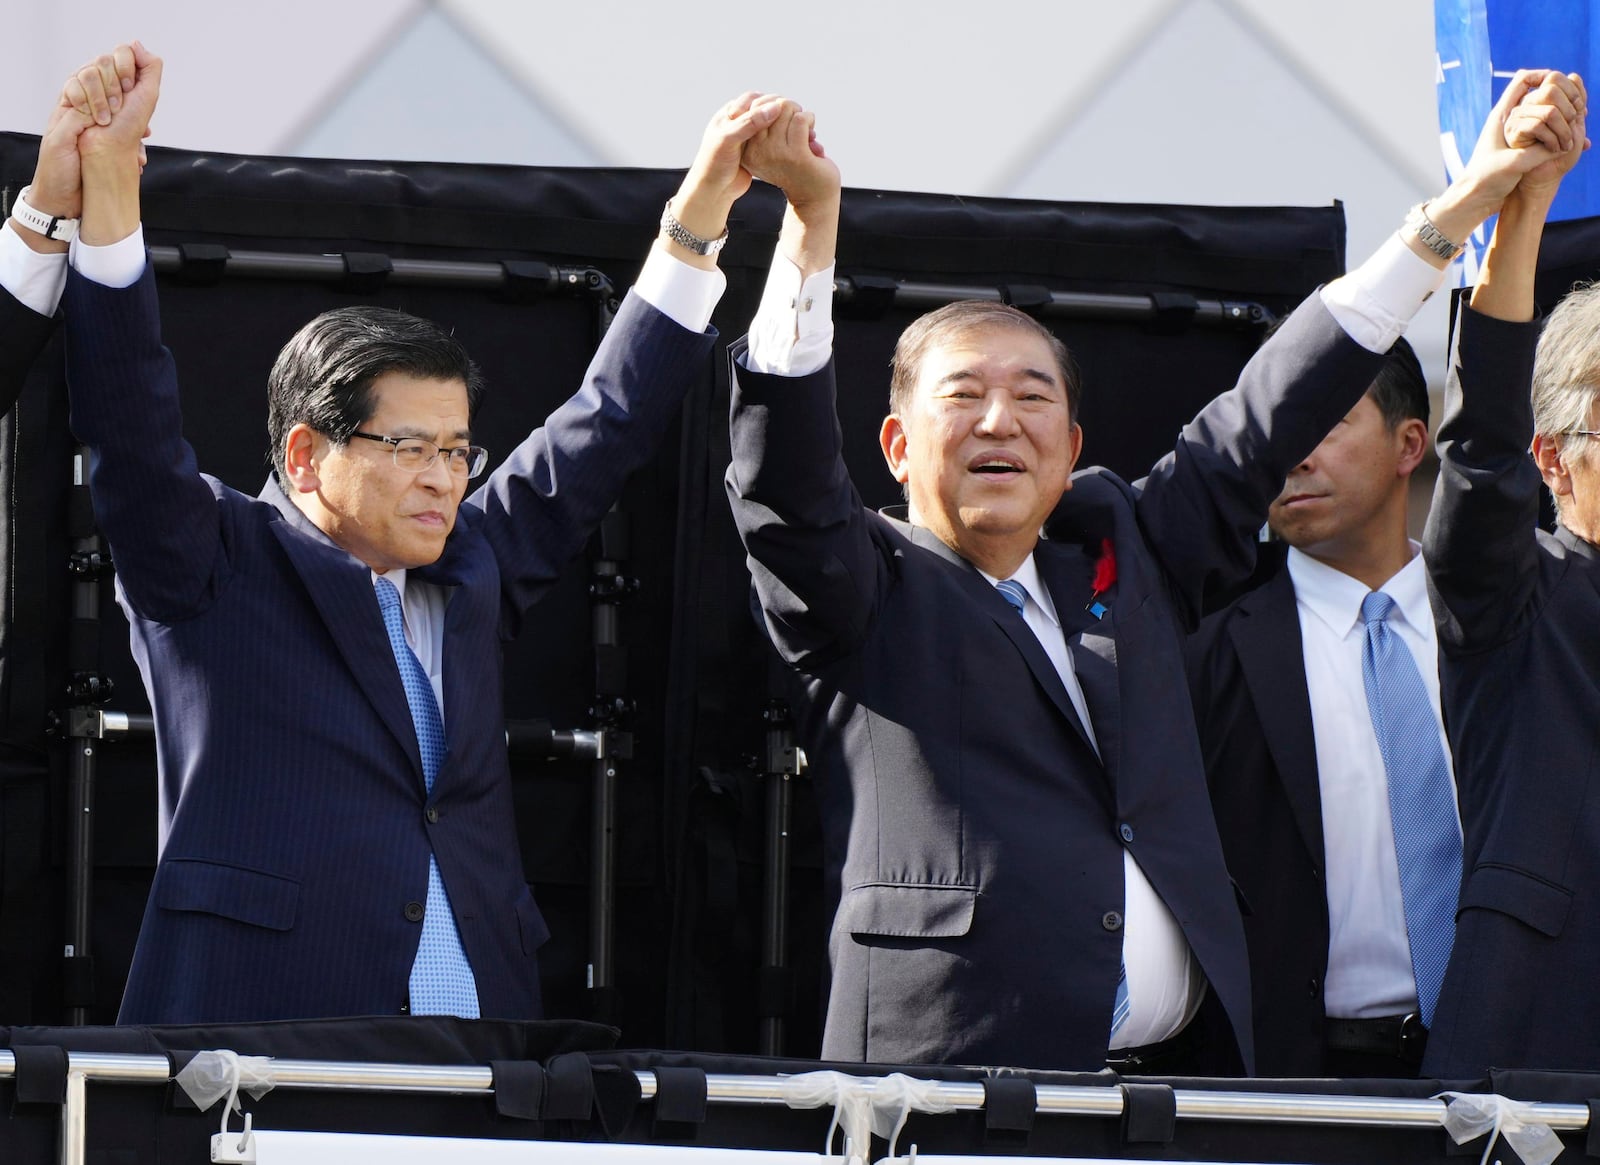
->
[1438, 1091, 1565, 1165]
[780, 1071, 956, 1163]
[175, 1049, 277, 1111]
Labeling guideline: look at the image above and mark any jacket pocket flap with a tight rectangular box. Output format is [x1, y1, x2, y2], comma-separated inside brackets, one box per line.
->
[840, 883, 976, 939]
[1461, 864, 1572, 938]
[516, 891, 550, 954]
[156, 858, 299, 932]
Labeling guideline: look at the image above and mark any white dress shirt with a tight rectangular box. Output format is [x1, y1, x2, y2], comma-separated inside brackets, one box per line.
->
[1286, 546, 1459, 1018]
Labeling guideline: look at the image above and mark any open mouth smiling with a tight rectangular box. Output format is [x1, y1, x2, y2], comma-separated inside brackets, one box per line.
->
[970, 455, 1024, 476]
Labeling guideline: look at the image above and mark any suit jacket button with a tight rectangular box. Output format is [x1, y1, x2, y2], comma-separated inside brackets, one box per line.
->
[425, 807, 439, 824]
[1102, 911, 1123, 931]
[404, 901, 425, 922]
[1306, 976, 1320, 998]
[1119, 823, 1134, 843]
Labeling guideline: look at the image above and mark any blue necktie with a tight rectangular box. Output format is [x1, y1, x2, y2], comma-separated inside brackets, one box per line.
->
[375, 576, 480, 1019]
[1360, 591, 1460, 1028]
[997, 577, 1131, 1042]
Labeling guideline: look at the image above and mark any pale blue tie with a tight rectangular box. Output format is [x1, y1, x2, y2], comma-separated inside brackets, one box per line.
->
[1360, 591, 1460, 1027]
[997, 577, 1131, 1042]
[375, 575, 480, 1018]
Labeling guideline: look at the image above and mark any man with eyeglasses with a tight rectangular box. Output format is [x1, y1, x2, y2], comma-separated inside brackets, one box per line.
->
[41, 44, 785, 1024]
[1422, 72, 1597, 1076]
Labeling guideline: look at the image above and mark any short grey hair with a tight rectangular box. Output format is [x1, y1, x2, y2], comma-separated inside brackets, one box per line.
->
[1533, 283, 1600, 492]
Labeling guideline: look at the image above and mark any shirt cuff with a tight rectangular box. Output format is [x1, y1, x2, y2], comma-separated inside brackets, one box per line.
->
[744, 247, 835, 377]
[1319, 231, 1445, 354]
[68, 225, 148, 289]
[633, 245, 726, 334]
[0, 221, 69, 317]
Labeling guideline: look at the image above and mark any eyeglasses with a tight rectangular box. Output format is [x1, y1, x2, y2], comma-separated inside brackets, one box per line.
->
[350, 431, 489, 479]
[1565, 430, 1600, 439]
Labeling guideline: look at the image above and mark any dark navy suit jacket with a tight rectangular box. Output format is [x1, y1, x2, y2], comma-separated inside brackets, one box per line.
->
[1, 284, 56, 406]
[1186, 552, 1335, 1076]
[727, 294, 1384, 1073]
[1423, 307, 1600, 1076]
[63, 266, 712, 1024]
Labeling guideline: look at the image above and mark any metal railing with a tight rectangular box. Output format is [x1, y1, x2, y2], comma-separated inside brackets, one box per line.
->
[1, 1049, 1585, 1165]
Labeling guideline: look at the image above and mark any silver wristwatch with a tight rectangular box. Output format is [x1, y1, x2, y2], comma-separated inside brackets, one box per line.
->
[660, 200, 728, 256]
[10, 185, 79, 243]
[1404, 202, 1463, 262]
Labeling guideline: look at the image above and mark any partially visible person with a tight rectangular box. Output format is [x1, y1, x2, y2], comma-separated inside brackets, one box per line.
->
[2, 45, 141, 401]
[1187, 336, 1456, 1077]
[1423, 70, 1595, 1077]
[53, 43, 790, 1023]
[723, 80, 1561, 1073]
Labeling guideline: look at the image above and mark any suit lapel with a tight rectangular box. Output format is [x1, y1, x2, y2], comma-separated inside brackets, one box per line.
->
[260, 479, 427, 789]
[1228, 567, 1325, 868]
[903, 523, 1098, 754]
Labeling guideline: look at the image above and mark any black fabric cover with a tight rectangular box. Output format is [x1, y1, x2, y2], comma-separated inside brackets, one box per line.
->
[981, 1075, 1036, 1141]
[1118, 1081, 1176, 1144]
[0, 130, 1348, 1058]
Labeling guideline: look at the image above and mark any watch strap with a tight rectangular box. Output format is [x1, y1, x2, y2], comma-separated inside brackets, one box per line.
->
[660, 200, 728, 256]
[11, 186, 79, 243]
[1404, 201, 1462, 262]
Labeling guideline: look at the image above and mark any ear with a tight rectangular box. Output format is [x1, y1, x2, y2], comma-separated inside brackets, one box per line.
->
[1395, 417, 1429, 477]
[880, 414, 910, 484]
[283, 423, 324, 495]
[1066, 421, 1084, 476]
[1532, 433, 1574, 498]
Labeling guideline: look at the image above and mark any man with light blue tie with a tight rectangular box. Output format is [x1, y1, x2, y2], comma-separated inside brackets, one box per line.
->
[725, 89, 1562, 1073]
[1188, 336, 1462, 1077]
[39, 45, 791, 1023]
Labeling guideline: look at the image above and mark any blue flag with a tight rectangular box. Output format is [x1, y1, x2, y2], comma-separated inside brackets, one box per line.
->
[1435, 0, 1596, 276]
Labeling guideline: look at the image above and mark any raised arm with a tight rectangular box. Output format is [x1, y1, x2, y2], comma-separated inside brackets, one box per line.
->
[479, 94, 784, 630]
[1143, 70, 1581, 628]
[0, 46, 142, 407]
[1426, 70, 1588, 650]
[722, 104, 876, 665]
[58, 44, 227, 622]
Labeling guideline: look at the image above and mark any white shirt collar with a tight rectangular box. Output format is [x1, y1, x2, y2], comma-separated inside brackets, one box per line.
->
[1285, 542, 1426, 639]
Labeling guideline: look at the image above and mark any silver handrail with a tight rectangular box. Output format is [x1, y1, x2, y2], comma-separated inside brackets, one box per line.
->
[0, 1049, 1579, 1165]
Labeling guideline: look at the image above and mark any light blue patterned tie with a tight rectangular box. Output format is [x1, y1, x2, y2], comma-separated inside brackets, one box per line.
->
[1360, 591, 1460, 1028]
[375, 575, 480, 1018]
[997, 578, 1131, 1042]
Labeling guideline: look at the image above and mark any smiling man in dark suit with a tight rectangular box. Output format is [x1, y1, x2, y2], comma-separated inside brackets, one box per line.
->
[723, 93, 1552, 1074]
[46, 46, 791, 1024]
[1185, 337, 1452, 1078]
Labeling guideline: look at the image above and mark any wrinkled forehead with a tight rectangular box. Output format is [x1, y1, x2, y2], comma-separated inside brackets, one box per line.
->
[915, 322, 1062, 383]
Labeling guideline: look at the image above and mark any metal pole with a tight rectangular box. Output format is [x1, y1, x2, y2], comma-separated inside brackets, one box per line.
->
[58, 1068, 86, 1165]
[63, 445, 111, 1026]
[758, 701, 805, 1055]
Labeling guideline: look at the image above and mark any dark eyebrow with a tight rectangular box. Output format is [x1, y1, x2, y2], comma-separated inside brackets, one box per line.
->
[386, 425, 473, 443]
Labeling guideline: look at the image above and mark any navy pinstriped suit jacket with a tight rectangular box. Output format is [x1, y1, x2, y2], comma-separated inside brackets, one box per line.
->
[62, 266, 712, 1024]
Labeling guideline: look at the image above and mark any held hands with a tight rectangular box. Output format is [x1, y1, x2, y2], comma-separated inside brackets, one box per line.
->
[75, 41, 162, 247]
[663, 93, 788, 264]
[1502, 70, 1588, 201]
[17, 44, 142, 253]
[1430, 67, 1588, 244]
[77, 41, 162, 168]
[741, 99, 841, 213]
